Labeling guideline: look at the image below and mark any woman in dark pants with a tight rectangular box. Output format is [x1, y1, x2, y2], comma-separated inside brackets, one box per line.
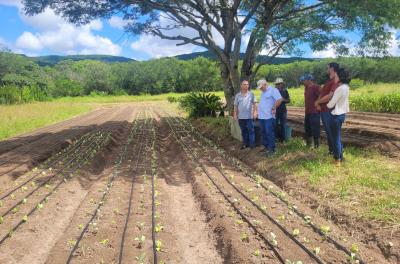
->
[327, 68, 350, 166]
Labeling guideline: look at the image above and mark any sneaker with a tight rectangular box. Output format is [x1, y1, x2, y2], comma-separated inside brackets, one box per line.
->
[334, 159, 341, 167]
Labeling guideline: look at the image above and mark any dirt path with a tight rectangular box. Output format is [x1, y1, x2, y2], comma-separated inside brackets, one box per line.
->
[0, 102, 397, 263]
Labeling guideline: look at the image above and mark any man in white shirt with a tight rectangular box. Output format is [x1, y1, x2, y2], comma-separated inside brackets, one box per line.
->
[327, 68, 350, 166]
[233, 80, 257, 149]
[257, 79, 282, 155]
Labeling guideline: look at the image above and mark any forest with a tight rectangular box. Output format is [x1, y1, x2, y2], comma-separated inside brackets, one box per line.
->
[1, 51, 400, 105]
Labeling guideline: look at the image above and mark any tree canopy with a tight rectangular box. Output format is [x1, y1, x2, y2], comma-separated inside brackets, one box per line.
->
[22, 0, 400, 110]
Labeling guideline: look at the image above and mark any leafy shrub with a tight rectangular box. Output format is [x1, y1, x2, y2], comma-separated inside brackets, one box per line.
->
[167, 96, 178, 103]
[179, 92, 224, 117]
[349, 78, 364, 90]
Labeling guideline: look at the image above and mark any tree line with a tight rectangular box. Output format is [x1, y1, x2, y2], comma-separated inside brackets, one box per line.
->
[1, 51, 400, 104]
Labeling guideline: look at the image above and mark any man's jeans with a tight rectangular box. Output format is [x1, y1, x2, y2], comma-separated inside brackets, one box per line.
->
[304, 113, 321, 142]
[276, 111, 287, 142]
[238, 119, 255, 148]
[259, 118, 276, 153]
[332, 114, 346, 160]
[321, 111, 334, 154]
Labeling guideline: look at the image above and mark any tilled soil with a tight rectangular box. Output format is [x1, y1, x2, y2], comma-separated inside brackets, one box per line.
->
[286, 107, 400, 154]
[0, 103, 397, 263]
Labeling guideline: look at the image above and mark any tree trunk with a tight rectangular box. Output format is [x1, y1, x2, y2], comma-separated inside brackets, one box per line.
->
[220, 62, 239, 115]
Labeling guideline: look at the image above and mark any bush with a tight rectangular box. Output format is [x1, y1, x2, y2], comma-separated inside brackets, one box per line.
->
[179, 92, 224, 117]
[350, 78, 364, 90]
[167, 96, 178, 103]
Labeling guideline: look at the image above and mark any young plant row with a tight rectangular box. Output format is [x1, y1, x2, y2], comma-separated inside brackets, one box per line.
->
[0, 129, 111, 219]
[0, 130, 103, 201]
[172, 115, 364, 264]
[165, 116, 291, 263]
[0, 130, 112, 245]
[65, 112, 146, 263]
[150, 117, 162, 264]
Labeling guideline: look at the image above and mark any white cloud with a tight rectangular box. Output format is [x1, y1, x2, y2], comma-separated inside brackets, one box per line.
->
[11, 5, 120, 55]
[16, 31, 43, 50]
[1, 2, 121, 56]
[130, 16, 201, 58]
[129, 15, 228, 58]
[311, 44, 336, 58]
[19, 8, 65, 31]
[108, 16, 129, 30]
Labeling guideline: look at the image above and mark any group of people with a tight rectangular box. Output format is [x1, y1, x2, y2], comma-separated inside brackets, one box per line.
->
[233, 62, 350, 166]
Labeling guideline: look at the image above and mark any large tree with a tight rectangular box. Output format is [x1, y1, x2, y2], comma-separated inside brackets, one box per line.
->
[23, 0, 400, 110]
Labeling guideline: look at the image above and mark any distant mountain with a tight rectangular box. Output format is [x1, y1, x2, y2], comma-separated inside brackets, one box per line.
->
[174, 51, 315, 64]
[27, 55, 135, 66]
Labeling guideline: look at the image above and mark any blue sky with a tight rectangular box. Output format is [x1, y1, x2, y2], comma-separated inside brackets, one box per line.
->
[0, 0, 399, 60]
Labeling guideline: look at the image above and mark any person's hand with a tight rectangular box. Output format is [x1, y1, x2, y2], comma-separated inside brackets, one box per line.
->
[316, 105, 321, 111]
[314, 101, 319, 108]
[233, 114, 238, 120]
[272, 108, 276, 115]
[253, 112, 257, 119]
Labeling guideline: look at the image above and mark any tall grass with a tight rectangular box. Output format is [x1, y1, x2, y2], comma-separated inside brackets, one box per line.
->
[280, 83, 400, 113]
[0, 102, 93, 140]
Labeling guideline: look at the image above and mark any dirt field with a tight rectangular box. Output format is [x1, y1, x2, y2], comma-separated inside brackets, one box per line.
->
[287, 107, 400, 154]
[0, 103, 397, 263]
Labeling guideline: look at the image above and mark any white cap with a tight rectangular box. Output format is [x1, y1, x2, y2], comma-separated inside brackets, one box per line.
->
[275, 77, 284, 84]
[257, 79, 267, 89]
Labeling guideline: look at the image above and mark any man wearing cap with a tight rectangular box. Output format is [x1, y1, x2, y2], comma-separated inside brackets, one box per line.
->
[233, 80, 257, 149]
[274, 78, 290, 142]
[300, 73, 321, 148]
[257, 79, 282, 155]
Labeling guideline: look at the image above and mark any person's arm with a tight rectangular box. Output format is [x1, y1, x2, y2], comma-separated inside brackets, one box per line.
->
[272, 99, 283, 114]
[251, 94, 257, 119]
[327, 86, 343, 109]
[233, 95, 238, 120]
[272, 89, 283, 114]
[284, 90, 290, 103]
[315, 91, 334, 106]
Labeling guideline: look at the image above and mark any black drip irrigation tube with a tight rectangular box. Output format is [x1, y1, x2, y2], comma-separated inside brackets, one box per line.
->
[118, 112, 153, 264]
[0, 130, 101, 200]
[0, 109, 107, 170]
[0, 131, 111, 246]
[150, 113, 158, 264]
[0, 131, 111, 223]
[174, 116, 366, 264]
[66, 113, 144, 264]
[165, 117, 287, 264]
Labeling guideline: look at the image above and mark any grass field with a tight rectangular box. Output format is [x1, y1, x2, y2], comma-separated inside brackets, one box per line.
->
[194, 117, 400, 224]
[1, 83, 399, 141]
[0, 102, 93, 140]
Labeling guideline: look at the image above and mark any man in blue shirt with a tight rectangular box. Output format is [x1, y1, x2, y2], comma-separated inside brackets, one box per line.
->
[257, 79, 283, 155]
[234, 80, 257, 149]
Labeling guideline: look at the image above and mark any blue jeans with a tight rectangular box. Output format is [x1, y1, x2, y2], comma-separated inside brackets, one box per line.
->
[332, 114, 346, 160]
[259, 118, 276, 153]
[238, 119, 255, 148]
[276, 111, 287, 142]
[321, 111, 334, 154]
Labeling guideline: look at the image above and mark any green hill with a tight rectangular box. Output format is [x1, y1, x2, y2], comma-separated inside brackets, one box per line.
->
[28, 55, 134, 66]
[174, 51, 315, 64]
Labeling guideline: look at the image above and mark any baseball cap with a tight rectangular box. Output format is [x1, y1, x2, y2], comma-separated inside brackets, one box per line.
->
[299, 73, 314, 82]
[257, 79, 267, 89]
[274, 77, 284, 84]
